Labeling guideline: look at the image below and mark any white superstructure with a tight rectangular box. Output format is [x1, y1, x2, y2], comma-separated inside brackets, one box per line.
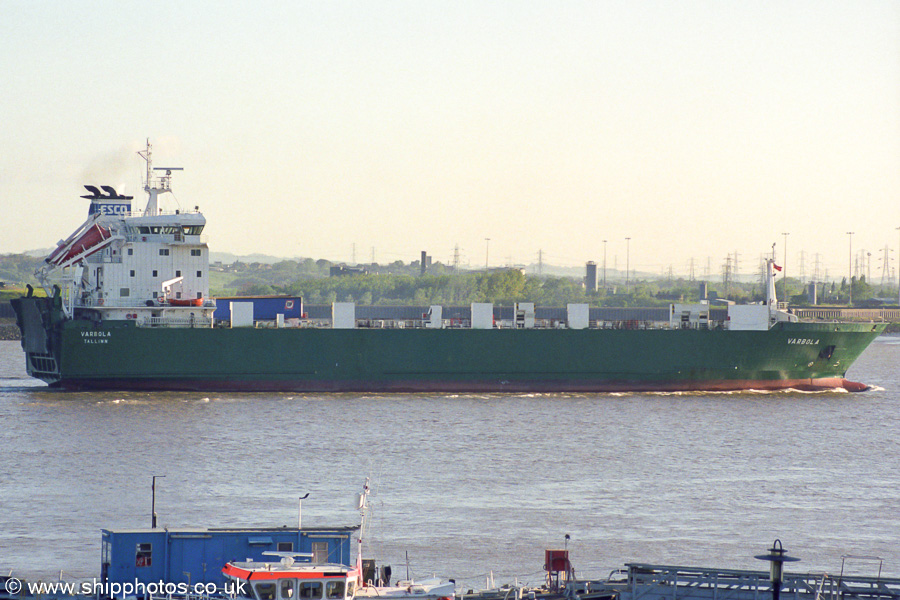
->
[36, 140, 215, 326]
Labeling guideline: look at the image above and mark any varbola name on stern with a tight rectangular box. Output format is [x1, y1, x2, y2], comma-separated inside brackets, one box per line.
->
[10, 141, 885, 393]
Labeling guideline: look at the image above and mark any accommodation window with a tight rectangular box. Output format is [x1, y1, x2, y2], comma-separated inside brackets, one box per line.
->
[197, 270, 202, 277]
[176, 292, 182, 299]
[152, 270, 158, 277]
[130, 270, 135, 277]
[152, 292, 158, 298]
[277, 542, 293, 552]
[127, 248, 134, 255]
[176, 270, 182, 277]
[312, 542, 328, 564]
[136, 543, 152, 567]
[197, 292, 203, 299]
[191, 249, 202, 256]
[159, 248, 169, 256]
[120, 288, 130, 297]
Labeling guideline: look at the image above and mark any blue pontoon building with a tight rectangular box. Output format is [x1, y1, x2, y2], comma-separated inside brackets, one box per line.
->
[101, 525, 357, 589]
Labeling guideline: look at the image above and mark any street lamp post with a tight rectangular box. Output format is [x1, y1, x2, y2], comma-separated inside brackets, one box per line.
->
[754, 539, 800, 600]
[151, 475, 166, 529]
[847, 232, 854, 306]
[602, 240, 608, 288]
[625, 237, 631, 290]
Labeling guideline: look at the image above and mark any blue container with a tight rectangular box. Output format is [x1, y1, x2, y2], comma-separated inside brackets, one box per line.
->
[213, 296, 303, 321]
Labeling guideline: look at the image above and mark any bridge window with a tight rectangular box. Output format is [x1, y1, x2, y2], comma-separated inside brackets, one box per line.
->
[280, 581, 295, 600]
[299, 582, 322, 599]
[325, 582, 344, 600]
[254, 583, 276, 600]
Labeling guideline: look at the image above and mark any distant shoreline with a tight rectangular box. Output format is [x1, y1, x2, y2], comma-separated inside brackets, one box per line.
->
[0, 318, 20, 341]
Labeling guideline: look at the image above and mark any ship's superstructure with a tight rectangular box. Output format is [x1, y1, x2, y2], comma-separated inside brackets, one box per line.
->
[36, 141, 214, 325]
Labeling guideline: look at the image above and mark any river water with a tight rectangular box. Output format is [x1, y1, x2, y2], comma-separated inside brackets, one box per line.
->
[1, 337, 898, 588]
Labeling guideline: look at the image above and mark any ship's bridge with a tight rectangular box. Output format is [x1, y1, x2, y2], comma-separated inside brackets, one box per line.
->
[125, 211, 206, 241]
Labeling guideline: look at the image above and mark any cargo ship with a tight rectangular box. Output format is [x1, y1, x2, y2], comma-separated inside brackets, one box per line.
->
[11, 142, 885, 392]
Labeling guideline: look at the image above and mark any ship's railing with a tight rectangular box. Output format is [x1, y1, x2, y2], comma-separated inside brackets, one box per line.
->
[234, 318, 724, 330]
[124, 232, 208, 244]
[77, 297, 216, 309]
[122, 208, 202, 218]
[794, 307, 900, 322]
[618, 563, 900, 600]
[83, 254, 123, 264]
[140, 316, 213, 328]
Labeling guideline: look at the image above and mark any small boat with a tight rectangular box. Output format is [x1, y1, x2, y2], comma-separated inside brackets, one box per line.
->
[166, 297, 205, 306]
[222, 554, 454, 600]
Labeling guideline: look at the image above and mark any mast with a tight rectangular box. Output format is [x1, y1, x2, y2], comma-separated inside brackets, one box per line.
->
[356, 479, 371, 585]
[137, 138, 182, 215]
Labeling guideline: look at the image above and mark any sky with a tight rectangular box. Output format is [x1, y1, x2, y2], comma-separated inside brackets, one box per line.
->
[1, 1, 899, 281]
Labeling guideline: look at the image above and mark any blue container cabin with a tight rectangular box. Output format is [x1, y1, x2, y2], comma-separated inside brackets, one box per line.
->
[100, 526, 357, 589]
[212, 296, 303, 321]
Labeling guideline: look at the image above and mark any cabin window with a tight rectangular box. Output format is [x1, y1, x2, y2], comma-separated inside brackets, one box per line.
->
[299, 582, 322, 599]
[254, 583, 276, 600]
[152, 270, 158, 277]
[159, 248, 170, 256]
[191, 249, 202, 256]
[120, 288, 130, 297]
[135, 543, 152, 567]
[279, 580, 295, 600]
[235, 582, 255, 599]
[277, 542, 293, 551]
[130, 270, 135, 277]
[325, 582, 344, 600]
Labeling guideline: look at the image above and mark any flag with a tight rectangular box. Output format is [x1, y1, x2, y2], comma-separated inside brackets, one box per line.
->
[774, 264, 783, 272]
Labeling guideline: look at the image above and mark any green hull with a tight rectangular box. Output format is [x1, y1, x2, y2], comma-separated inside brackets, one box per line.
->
[12, 297, 885, 392]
